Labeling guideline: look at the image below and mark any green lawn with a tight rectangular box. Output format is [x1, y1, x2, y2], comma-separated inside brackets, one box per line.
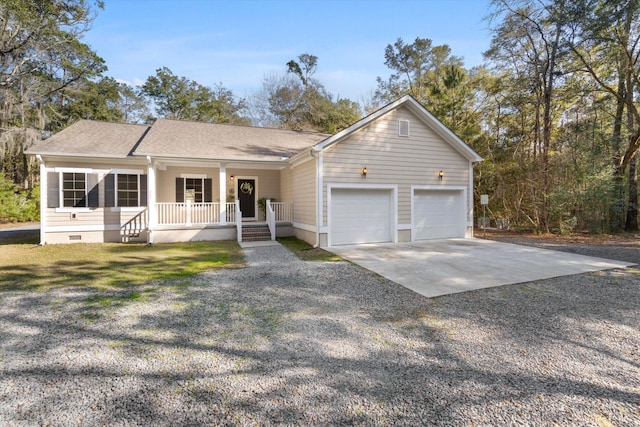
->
[277, 236, 342, 262]
[0, 239, 244, 292]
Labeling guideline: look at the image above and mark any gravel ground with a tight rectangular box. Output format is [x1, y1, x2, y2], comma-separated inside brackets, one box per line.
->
[1, 240, 639, 426]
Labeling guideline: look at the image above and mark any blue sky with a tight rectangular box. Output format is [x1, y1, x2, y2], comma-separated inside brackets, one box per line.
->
[83, 0, 493, 103]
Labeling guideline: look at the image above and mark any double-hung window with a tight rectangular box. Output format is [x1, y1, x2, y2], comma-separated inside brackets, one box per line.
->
[185, 178, 203, 203]
[117, 174, 140, 207]
[105, 171, 147, 208]
[176, 176, 212, 203]
[62, 172, 87, 207]
[47, 169, 99, 209]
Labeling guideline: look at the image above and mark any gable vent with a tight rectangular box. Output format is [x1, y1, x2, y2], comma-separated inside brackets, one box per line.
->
[399, 120, 410, 137]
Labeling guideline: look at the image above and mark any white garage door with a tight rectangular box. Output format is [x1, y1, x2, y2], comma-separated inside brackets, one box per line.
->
[414, 190, 464, 240]
[331, 189, 393, 246]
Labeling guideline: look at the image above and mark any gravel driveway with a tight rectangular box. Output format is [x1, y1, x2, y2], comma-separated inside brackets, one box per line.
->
[1, 240, 639, 426]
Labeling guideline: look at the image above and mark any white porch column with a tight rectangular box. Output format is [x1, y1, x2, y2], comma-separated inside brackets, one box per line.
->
[146, 156, 157, 244]
[37, 155, 46, 245]
[219, 163, 227, 225]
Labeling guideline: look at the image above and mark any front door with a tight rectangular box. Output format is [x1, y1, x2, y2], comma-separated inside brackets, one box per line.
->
[238, 178, 256, 219]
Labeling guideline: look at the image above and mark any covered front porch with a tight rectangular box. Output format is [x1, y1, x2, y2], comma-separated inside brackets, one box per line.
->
[143, 157, 294, 243]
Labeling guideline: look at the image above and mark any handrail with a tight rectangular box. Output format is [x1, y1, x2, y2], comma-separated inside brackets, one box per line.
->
[235, 200, 242, 242]
[270, 202, 292, 222]
[266, 199, 276, 240]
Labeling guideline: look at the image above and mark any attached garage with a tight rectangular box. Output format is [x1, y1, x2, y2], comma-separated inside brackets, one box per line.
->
[413, 189, 465, 240]
[330, 188, 394, 246]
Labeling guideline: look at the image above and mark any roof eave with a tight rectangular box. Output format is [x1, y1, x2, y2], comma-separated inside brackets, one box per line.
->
[24, 150, 131, 159]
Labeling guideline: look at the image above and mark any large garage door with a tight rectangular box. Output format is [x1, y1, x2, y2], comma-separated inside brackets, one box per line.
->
[331, 189, 393, 246]
[414, 190, 464, 240]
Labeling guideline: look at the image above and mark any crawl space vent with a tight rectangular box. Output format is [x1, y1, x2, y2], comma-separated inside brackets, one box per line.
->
[69, 235, 82, 241]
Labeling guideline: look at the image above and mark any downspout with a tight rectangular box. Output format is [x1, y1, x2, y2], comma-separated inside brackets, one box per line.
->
[469, 160, 475, 238]
[146, 156, 157, 244]
[310, 148, 322, 248]
[36, 155, 45, 246]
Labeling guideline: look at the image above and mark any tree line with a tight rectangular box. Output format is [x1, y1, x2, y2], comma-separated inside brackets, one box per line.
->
[1, 0, 638, 234]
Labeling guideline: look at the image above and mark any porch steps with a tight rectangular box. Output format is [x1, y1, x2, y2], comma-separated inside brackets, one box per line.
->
[242, 223, 272, 242]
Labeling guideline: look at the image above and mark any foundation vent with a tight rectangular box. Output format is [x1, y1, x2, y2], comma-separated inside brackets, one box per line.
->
[69, 235, 82, 241]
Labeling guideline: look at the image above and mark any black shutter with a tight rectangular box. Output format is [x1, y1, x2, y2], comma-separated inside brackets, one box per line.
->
[204, 178, 212, 203]
[87, 174, 99, 207]
[176, 178, 184, 202]
[47, 172, 59, 208]
[140, 175, 148, 206]
[104, 173, 115, 207]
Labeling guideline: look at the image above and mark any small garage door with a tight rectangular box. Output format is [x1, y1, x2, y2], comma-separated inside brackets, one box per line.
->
[331, 189, 393, 246]
[414, 190, 464, 240]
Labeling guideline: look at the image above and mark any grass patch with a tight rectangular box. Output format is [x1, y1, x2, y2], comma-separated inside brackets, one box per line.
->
[277, 236, 342, 262]
[0, 240, 244, 292]
[0, 229, 39, 245]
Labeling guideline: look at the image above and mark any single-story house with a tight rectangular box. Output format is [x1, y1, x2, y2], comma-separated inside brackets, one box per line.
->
[25, 95, 483, 247]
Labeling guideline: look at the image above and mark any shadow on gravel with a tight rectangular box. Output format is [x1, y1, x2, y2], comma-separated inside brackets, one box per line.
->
[1, 258, 639, 425]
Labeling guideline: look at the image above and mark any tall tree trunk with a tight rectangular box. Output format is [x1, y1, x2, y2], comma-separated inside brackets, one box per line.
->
[610, 72, 626, 233]
[626, 155, 638, 231]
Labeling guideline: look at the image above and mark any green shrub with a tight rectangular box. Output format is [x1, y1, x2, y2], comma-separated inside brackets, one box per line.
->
[0, 173, 39, 223]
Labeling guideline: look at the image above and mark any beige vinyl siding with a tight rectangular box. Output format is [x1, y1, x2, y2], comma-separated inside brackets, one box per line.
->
[156, 166, 219, 202]
[280, 167, 293, 203]
[42, 160, 147, 230]
[289, 158, 316, 227]
[322, 106, 470, 225]
[227, 168, 280, 201]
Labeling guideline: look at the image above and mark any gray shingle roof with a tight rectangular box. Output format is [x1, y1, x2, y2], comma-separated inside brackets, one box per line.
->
[26, 118, 331, 162]
[133, 119, 330, 161]
[25, 120, 150, 158]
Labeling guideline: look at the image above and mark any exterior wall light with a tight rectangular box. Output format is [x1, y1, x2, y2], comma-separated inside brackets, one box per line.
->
[361, 167, 367, 178]
[230, 175, 234, 180]
[438, 170, 444, 180]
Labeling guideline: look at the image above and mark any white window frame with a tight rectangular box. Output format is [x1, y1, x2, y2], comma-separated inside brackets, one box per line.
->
[399, 119, 410, 137]
[54, 168, 93, 212]
[111, 168, 145, 211]
[181, 173, 207, 204]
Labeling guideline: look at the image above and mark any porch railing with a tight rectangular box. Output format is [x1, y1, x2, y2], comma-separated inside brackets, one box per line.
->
[156, 202, 241, 226]
[270, 202, 292, 223]
[155, 201, 289, 232]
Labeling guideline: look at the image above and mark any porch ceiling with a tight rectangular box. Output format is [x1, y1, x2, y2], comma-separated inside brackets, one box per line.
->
[151, 157, 290, 170]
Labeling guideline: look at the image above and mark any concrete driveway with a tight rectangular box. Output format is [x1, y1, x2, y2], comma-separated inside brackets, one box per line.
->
[328, 238, 633, 298]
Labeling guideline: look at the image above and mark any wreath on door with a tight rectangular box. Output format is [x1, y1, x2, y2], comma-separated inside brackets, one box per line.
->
[240, 181, 254, 195]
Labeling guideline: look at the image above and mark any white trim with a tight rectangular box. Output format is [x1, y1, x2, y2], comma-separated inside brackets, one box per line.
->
[147, 157, 157, 244]
[55, 207, 93, 213]
[58, 171, 88, 209]
[44, 224, 123, 232]
[110, 207, 146, 213]
[114, 173, 142, 208]
[54, 167, 107, 173]
[316, 151, 323, 247]
[327, 184, 398, 247]
[110, 168, 144, 175]
[292, 222, 316, 232]
[180, 173, 208, 179]
[411, 185, 467, 241]
[219, 164, 227, 225]
[38, 156, 46, 245]
[469, 160, 475, 233]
